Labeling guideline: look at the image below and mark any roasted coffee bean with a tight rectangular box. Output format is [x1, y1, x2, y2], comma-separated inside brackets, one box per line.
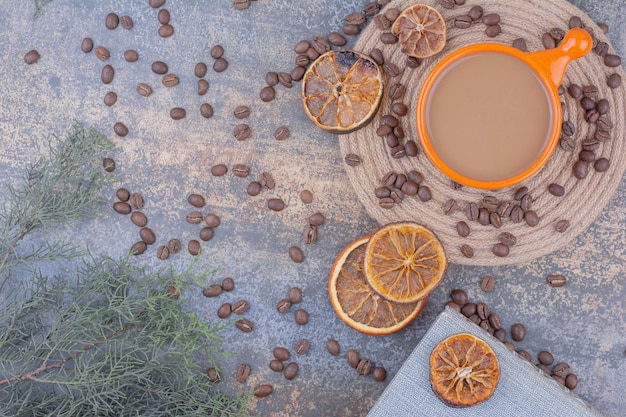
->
[520, 194, 533, 211]
[312, 36, 330, 55]
[483, 13, 500, 26]
[542, 32, 557, 49]
[236, 318, 254, 333]
[479, 320, 491, 332]
[495, 232, 516, 248]
[217, 303, 232, 319]
[345, 13, 365, 25]
[478, 208, 490, 226]
[401, 180, 419, 196]
[476, 303, 490, 320]
[188, 239, 201, 256]
[560, 135, 575, 152]
[380, 32, 398, 44]
[342, 23, 359, 36]
[494, 328, 506, 342]
[553, 219, 570, 234]
[294, 309, 309, 325]
[454, 15, 472, 29]
[381, 172, 396, 187]
[439, 0, 455, 8]
[481, 195, 499, 211]
[198, 79, 209, 95]
[580, 97, 596, 111]
[131, 241, 147, 255]
[450, 289, 468, 306]
[260, 85, 276, 102]
[356, 359, 372, 376]
[116, 188, 130, 202]
[343, 153, 362, 167]
[346, 349, 360, 368]
[512, 38, 528, 52]
[568, 15, 583, 28]
[305, 47, 320, 61]
[461, 303, 477, 318]
[456, 221, 470, 238]
[130, 211, 148, 227]
[158, 9, 170, 24]
[595, 99, 609, 115]
[597, 116, 613, 131]
[581, 137, 600, 151]
[194, 62, 208, 78]
[390, 145, 406, 159]
[253, 384, 273, 398]
[128, 192, 144, 209]
[149, 0, 165, 7]
[547, 183, 565, 197]
[170, 107, 186, 120]
[158, 24, 174, 38]
[510, 206, 524, 223]
[81, 38, 93, 53]
[288, 287, 302, 304]
[202, 284, 223, 298]
[211, 164, 228, 177]
[136, 83, 153, 97]
[388, 83, 406, 103]
[496, 202, 511, 218]
[484, 313, 501, 331]
[199, 227, 214, 242]
[277, 72, 292, 88]
[288, 246, 304, 263]
[464, 202, 479, 221]
[207, 44, 224, 60]
[510, 323, 526, 341]
[373, 14, 391, 31]
[525, 210, 539, 227]
[221, 277, 234, 292]
[504, 342, 516, 351]
[269, 359, 283, 372]
[267, 198, 285, 212]
[295, 339, 310, 355]
[604, 54, 622, 67]
[162, 73, 179, 87]
[232, 164, 250, 178]
[272, 347, 291, 362]
[213, 57, 228, 73]
[383, 62, 401, 77]
[390, 103, 408, 117]
[579, 150, 595, 163]
[536, 363, 551, 375]
[379, 197, 394, 209]
[389, 188, 404, 203]
[363, 1, 380, 16]
[307, 212, 325, 227]
[489, 212, 502, 228]
[298, 190, 313, 203]
[294, 40, 310, 54]
[232, 124, 251, 141]
[417, 186, 431, 202]
[186, 211, 203, 224]
[547, 274, 567, 287]
[233, 0, 250, 11]
[561, 120, 575, 137]
[101, 65, 114, 84]
[573, 160, 588, 179]
[156, 245, 169, 260]
[585, 109, 600, 123]
[232, 300, 249, 315]
[113, 201, 131, 215]
[565, 373, 578, 390]
[445, 301, 461, 313]
[492, 243, 509, 257]
[443, 199, 457, 216]
[328, 32, 347, 46]
[406, 56, 422, 68]
[370, 366, 386, 381]
[206, 367, 219, 383]
[168, 239, 182, 254]
[294, 54, 309, 67]
[485, 24, 502, 37]
[112, 122, 128, 137]
[284, 362, 299, 380]
[235, 363, 251, 383]
[607, 73, 622, 88]
[553, 362, 570, 377]
[121, 50, 138, 63]
[594, 158, 610, 172]
[375, 187, 391, 199]
[583, 85, 599, 99]
[460, 244, 474, 258]
[513, 187, 528, 202]
[263, 72, 279, 88]
[326, 339, 340, 355]
[94, 45, 110, 61]
[186, 193, 205, 208]
[246, 181, 262, 197]
[120, 15, 133, 30]
[276, 299, 291, 313]
[517, 350, 532, 362]
[230, 106, 251, 121]
[367, 49, 384, 67]
[198, 103, 214, 118]
[480, 275, 496, 293]
[568, 84, 582, 98]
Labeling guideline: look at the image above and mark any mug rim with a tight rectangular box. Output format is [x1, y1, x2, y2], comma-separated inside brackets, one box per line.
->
[416, 43, 563, 190]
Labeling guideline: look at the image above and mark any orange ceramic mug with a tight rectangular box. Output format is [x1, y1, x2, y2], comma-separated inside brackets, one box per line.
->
[416, 28, 592, 189]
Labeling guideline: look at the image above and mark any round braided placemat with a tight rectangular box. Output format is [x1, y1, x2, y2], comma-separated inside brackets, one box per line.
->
[340, 0, 626, 266]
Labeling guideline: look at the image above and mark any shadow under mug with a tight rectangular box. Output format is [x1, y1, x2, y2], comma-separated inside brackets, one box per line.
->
[416, 28, 593, 190]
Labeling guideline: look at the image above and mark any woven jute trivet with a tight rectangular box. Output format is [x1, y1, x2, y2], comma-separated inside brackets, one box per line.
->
[340, 0, 626, 266]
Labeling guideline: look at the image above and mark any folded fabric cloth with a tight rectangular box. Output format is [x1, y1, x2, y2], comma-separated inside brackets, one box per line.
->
[367, 307, 603, 417]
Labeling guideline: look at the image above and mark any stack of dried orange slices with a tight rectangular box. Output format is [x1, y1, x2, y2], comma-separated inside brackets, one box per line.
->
[328, 222, 447, 335]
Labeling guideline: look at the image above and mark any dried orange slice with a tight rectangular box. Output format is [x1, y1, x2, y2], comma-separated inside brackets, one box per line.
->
[329, 236, 427, 335]
[302, 50, 383, 134]
[430, 333, 500, 408]
[364, 222, 447, 304]
[391, 4, 446, 59]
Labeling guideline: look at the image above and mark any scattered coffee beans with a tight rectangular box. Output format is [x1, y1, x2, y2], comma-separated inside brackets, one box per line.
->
[168, 239, 182, 254]
[81, 38, 93, 53]
[236, 318, 254, 332]
[326, 339, 340, 355]
[295, 339, 310, 355]
[284, 362, 299, 380]
[254, 384, 273, 398]
[294, 309, 309, 325]
[480, 275, 496, 292]
[289, 246, 304, 263]
[217, 303, 232, 319]
[188, 239, 201, 256]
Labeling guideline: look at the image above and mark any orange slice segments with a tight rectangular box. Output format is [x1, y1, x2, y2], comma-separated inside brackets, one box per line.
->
[302, 50, 384, 134]
[364, 222, 447, 304]
[430, 333, 500, 408]
[329, 236, 427, 336]
[391, 4, 446, 59]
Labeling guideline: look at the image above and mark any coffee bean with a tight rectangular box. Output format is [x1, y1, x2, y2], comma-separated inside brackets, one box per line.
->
[369, 49, 385, 67]
[236, 318, 254, 333]
[342, 23, 359, 36]
[573, 160, 588, 179]
[166, 239, 181, 255]
[312, 36, 330, 55]
[206, 367, 219, 383]
[607, 73, 622, 88]
[583, 85, 599, 99]
[554, 375, 567, 385]
[185, 193, 205, 208]
[198, 103, 214, 119]
[593, 158, 610, 172]
[391, 102, 408, 117]
[81, 38, 93, 53]
[450, 289, 468, 306]
[476, 303, 490, 320]
[156, 245, 169, 260]
[579, 150, 595, 163]
[269, 359, 283, 372]
[131, 241, 147, 255]
[525, 210, 539, 227]
[493, 328, 506, 342]
[294, 339, 310, 355]
[327, 32, 347, 47]
[374, 15, 392, 31]
[294, 309, 308, 325]
[581, 138, 599, 152]
[417, 186, 431, 202]
[568, 15, 583, 28]
[217, 303, 231, 319]
[292, 40, 309, 55]
[478, 208, 490, 226]
[170, 107, 186, 120]
[512, 38, 528, 52]
[383, 62, 401, 77]
[490, 212, 502, 228]
[483, 313, 500, 331]
[229, 106, 250, 121]
[461, 304, 477, 319]
[135, 83, 152, 97]
[390, 145, 406, 159]
[439, 0, 454, 8]
[561, 120, 575, 137]
[553, 362, 570, 377]
[130, 211, 148, 227]
[269, 126, 290, 142]
[380, 32, 398, 44]
[346, 349, 360, 368]
[303, 225, 318, 245]
[119, 15, 133, 30]
[233, 0, 250, 10]
[460, 244, 474, 258]
[510, 323, 526, 341]
[595, 99, 609, 115]
[126, 193, 143, 210]
[247, 181, 262, 196]
[158, 24, 174, 38]
[161, 73, 179, 88]
[547, 274, 567, 287]
[604, 54, 621, 67]
[197, 79, 209, 96]
[581, 97, 596, 111]
[289, 246, 304, 263]
[277, 72, 292, 88]
[378, 197, 394, 209]
[149, 0, 165, 7]
[567, 84, 582, 98]
[123, 49, 138, 63]
[510, 206, 524, 223]
[232, 164, 250, 178]
[284, 362, 299, 380]
[454, 15, 472, 29]
[356, 359, 372, 376]
[276, 299, 291, 313]
[267, 198, 285, 212]
[492, 243, 509, 257]
[291, 65, 306, 81]
[101, 65, 114, 84]
[565, 374, 578, 390]
[542, 32, 557, 49]
[158, 9, 170, 24]
[94, 46, 110, 61]
[363, 1, 380, 16]
[560, 135, 575, 152]
[389, 188, 403, 203]
[211, 57, 228, 73]
[401, 180, 418, 196]
[186, 211, 203, 224]
[211, 164, 227, 177]
[597, 116, 613, 131]
[370, 367, 386, 382]
[344, 153, 361, 167]
[485, 24, 501, 37]
[547, 183, 565, 197]
[537, 363, 552, 375]
[442, 199, 457, 216]
[260, 85, 276, 102]
[115, 188, 130, 202]
[113, 122, 128, 137]
[585, 109, 600, 124]
[231, 300, 249, 315]
[188, 239, 201, 256]
[520, 194, 532, 211]
[113, 201, 131, 215]
[480, 275, 496, 292]
[555, 219, 570, 233]
[515, 350, 531, 362]
[445, 301, 461, 313]
[235, 363, 251, 383]
[456, 221, 470, 237]
[479, 320, 491, 332]
[199, 227, 214, 242]
[288, 287, 302, 304]
[406, 57, 422, 68]
[221, 277, 234, 292]
[253, 384, 273, 398]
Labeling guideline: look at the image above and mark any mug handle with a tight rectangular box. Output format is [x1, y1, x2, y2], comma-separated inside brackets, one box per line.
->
[527, 28, 593, 88]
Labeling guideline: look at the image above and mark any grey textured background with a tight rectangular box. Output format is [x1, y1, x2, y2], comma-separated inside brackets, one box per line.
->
[0, 1, 623, 416]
